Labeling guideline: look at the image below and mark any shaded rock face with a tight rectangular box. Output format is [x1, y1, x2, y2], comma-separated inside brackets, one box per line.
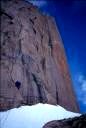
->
[43, 114, 86, 128]
[0, 0, 79, 111]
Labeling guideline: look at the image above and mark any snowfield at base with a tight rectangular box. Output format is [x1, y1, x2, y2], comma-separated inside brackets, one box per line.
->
[0, 103, 81, 128]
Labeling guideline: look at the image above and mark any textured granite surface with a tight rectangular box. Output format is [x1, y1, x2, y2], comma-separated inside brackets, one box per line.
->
[0, 0, 79, 112]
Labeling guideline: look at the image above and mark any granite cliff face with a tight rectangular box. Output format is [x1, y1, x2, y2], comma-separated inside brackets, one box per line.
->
[0, 0, 79, 112]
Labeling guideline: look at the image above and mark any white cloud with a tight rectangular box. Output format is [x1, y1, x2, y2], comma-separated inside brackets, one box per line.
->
[78, 74, 86, 91]
[82, 80, 86, 91]
[77, 74, 86, 105]
[29, 0, 47, 7]
[78, 74, 84, 83]
[82, 97, 86, 105]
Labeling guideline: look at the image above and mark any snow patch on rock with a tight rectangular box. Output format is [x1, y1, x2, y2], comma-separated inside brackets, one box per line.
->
[0, 103, 81, 128]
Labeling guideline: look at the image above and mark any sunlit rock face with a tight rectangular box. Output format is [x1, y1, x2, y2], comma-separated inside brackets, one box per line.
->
[0, 0, 79, 112]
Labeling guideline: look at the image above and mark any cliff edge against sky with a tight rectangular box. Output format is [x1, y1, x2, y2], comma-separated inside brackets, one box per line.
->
[0, 0, 79, 112]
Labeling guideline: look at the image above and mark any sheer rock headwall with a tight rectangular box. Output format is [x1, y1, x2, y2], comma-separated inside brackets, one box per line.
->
[0, 0, 79, 112]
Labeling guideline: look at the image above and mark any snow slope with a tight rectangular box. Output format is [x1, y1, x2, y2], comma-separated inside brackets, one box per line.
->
[0, 103, 81, 128]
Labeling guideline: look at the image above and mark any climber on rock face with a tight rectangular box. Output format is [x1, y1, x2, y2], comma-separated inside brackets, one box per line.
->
[15, 81, 21, 90]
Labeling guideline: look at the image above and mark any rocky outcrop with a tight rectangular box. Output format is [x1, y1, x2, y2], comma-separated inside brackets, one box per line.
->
[43, 114, 86, 128]
[0, 0, 79, 111]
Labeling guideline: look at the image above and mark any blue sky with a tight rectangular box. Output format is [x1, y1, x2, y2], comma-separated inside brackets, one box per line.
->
[27, 0, 86, 113]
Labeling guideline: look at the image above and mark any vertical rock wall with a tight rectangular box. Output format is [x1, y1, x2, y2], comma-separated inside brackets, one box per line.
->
[0, 0, 79, 112]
